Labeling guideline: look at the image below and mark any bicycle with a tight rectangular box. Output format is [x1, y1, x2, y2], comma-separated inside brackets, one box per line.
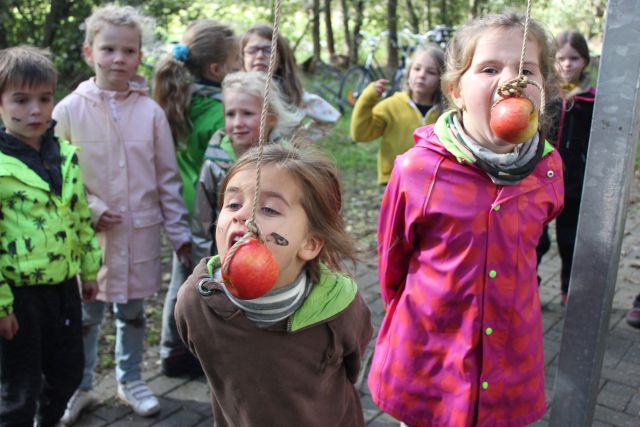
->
[338, 29, 429, 114]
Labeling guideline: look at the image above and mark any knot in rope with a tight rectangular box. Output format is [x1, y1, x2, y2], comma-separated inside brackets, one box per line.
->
[497, 76, 529, 98]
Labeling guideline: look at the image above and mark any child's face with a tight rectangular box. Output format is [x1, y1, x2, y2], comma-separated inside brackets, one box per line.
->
[243, 35, 279, 74]
[555, 43, 587, 85]
[451, 28, 543, 153]
[0, 84, 54, 148]
[407, 50, 440, 103]
[216, 164, 322, 288]
[84, 23, 142, 91]
[224, 89, 275, 158]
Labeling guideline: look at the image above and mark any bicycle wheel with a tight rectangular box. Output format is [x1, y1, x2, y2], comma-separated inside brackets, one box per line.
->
[339, 66, 372, 113]
[387, 67, 406, 98]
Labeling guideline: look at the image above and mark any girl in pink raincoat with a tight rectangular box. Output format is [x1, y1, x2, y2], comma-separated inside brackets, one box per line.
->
[368, 12, 564, 427]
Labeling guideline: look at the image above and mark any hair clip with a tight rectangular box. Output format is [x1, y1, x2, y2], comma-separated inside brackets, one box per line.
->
[172, 44, 189, 63]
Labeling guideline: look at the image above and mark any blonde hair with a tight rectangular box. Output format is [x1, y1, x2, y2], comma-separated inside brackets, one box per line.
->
[222, 71, 303, 140]
[405, 43, 445, 108]
[0, 46, 57, 96]
[83, 4, 151, 49]
[220, 143, 356, 283]
[441, 11, 558, 131]
[153, 20, 238, 143]
[241, 25, 304, 107]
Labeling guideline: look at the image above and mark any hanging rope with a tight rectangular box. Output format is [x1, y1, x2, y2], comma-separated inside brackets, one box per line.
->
[222, 0, 282, 278]
[494, 0, 545, 115]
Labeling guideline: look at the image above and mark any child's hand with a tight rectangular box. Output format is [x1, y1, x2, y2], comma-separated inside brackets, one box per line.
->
[177, 243, 193, 270]
[82, 280, 99, 303]
[373, 79, 390, 97]
[95, 210, 123, 232]
[0, 314, 19, 340]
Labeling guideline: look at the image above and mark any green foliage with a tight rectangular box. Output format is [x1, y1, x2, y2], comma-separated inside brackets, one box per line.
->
[316, 113, 378, 173]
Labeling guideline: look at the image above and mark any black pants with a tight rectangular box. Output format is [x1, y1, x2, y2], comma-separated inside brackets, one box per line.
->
[0, 278, 84, 427]
[536, 197, 582, 294]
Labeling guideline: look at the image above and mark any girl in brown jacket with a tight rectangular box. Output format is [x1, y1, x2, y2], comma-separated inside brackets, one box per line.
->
[175, 143, 373, 426]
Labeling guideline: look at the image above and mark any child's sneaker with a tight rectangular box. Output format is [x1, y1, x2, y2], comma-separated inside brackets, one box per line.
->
[61, 389, 97, 425]
[117, 380, 160, 417]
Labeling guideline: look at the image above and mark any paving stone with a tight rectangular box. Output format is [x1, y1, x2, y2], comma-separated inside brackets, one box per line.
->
[73, 413, 109, 427]
[146, 374, 192, 396]
[148, 408, 206, 427]
[597, 381, 636, 411]
[594, 403, 640, 427]
[624, 392, 640, 417]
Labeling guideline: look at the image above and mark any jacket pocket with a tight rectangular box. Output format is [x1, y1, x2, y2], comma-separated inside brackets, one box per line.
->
[131, 208, 163, 263]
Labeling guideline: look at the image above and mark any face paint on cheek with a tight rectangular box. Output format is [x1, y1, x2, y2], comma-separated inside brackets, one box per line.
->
[11, 117, 22, 122]
[269, 232, 289, 246]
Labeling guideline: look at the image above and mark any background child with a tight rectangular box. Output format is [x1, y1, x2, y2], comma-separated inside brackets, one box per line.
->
[350, 44, 445, 185]
[191, 71, 303, 262]
[242, 24, 340, 141]
[153, 19, 240, 377]
[52, 5, 191, 423]
[0, 46, 101, 426]
[175, 143, 373, 426]
[536, 30, 595, 306]
[368, 13, 564, 426]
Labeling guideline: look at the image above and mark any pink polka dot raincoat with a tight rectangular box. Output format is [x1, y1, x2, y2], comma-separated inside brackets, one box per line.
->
[368, 115, 565, 427]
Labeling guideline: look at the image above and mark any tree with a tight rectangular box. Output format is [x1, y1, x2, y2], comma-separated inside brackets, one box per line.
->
[405, 0, 421, 33]
[324, 0, 337, 63]
[386, 0, 398, 69]
[311, 0, 322, 63]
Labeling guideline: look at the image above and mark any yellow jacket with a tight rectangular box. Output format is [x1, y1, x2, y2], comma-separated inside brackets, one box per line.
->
[350, 83, 442, 184]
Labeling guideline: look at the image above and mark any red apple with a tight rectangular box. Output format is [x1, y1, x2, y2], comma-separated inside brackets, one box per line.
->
[221, 238, 279, 300]
[489, 96, 539, 144]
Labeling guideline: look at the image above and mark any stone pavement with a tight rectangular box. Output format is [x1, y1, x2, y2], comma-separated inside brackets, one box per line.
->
[71, 183, 640, 427]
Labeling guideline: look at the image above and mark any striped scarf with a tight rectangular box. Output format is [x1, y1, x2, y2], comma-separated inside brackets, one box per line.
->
[215, 269, 310, 328]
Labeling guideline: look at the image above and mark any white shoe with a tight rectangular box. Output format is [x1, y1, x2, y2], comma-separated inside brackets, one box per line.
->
[61, 389, 97, 425]
[117, 380, 160, 417]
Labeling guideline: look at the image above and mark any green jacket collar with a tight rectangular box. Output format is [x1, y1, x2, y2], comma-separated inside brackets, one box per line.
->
[206, 256, 357, 331]
[434, 110, 555, 163]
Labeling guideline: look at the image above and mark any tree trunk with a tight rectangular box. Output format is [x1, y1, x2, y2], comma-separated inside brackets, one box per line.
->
[324, 0, 336, 64]
[351, 0, 364, 64]
[42, 0, 70, 47]
[312, 0, 322, 63]
[386, 0, 398, 70]
[340, 0, 352, 64]
[440, 0, 448, 26]
[406, 0, 420, 33]
[468, 0, 482, 18]
[426, 0, 432, 30]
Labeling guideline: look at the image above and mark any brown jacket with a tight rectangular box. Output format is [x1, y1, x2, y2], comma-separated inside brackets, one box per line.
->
[175, 257, 373, 427]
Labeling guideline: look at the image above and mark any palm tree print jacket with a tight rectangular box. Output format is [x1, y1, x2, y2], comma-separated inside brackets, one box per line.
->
[0, 136, 102, 317]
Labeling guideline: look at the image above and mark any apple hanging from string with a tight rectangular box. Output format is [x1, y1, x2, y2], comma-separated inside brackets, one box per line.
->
[222, 236, 279, 300]
[490, 96, 539, 144]
[489, 76, 541, 145]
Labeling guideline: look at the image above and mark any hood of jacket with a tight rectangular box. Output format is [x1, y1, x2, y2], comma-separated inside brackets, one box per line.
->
[197, 255, 358, 332]
[72, 76, 149, 103]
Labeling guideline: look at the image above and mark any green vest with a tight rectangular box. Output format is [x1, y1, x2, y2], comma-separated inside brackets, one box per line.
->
[0, 140, 102, 317]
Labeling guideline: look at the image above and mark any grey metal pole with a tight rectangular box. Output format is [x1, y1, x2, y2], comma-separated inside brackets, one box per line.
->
[549, 0, 640, 425]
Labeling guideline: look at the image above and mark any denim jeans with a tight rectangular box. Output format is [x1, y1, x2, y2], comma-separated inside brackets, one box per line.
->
[80, 299, 145, 389]
[160, 253, 189, 360]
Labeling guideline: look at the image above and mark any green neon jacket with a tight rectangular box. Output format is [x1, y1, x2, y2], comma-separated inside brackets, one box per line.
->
[176, 85, 224, 217]
[0, 139, 102, 317]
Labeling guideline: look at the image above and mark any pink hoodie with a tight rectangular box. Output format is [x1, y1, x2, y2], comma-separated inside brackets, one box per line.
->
[368, 123, 564, 427]
[53, 78, 190, 303]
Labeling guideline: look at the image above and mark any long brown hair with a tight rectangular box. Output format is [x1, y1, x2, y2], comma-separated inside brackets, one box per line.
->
[220, 142, 356, 283]
[153, 20, 238, 143]
[241, 25, 304, 107]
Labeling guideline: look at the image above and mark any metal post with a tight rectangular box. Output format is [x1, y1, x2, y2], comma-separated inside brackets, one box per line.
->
[549, 0, 640, 425]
